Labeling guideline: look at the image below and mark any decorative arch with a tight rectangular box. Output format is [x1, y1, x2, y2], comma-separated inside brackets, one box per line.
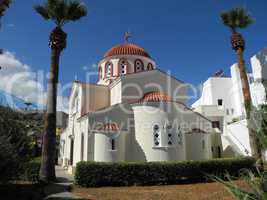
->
[118, 58, 129, 76]
[98, 66, 102, 80]
[104, 61, 113, 78]
[134, 59, 144, 73]
[147, 63, 154, 71]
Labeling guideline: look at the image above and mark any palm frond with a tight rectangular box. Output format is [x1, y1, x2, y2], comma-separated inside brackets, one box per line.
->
[66, 0, 87, 21]
[33, 0, 87, 27]
[33, 5, 50, 20]
[0, 0, 11, 17]
[220, 7, 253, 31]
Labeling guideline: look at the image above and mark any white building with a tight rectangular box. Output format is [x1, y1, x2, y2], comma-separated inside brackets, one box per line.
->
[192, 48, 267, 157]
[60, 42, 221, 172]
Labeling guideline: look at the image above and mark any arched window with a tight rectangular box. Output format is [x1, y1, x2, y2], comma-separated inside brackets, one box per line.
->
[177, 126, 183, 145]
[118, 58, 128, 76]
[98, 67, 102, 80]
[81, 133, 84, 161]
[166, 123, 173, 146]
[147, 63, 154, 70]
[134, 59, 144, 72]
[105, 61, 113, 78]
[110, 138, 116, 150]
[153, 124, 160, 147]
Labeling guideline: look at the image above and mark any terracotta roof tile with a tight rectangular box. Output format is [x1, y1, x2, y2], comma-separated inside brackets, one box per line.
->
[104, 43, 151, 58]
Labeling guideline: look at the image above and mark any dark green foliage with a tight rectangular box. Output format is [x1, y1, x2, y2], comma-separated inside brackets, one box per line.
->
[0, 106, 43, 182]
[0, 135, 19, 183]
[33, 0, 87, 27]
[23, 158, 41, 183]
[221, 7, 253, 32]
[75, 157, 256, 187]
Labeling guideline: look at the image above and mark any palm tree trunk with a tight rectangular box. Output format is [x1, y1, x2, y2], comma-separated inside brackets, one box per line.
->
[39, 48, 61, 182]
[235, 46, 263, 168]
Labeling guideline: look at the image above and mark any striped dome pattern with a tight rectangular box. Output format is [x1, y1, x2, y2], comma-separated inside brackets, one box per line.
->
[104, 43, 151, 58]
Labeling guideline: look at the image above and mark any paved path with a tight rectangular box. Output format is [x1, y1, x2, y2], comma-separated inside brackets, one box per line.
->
[43, 166, 84, 200]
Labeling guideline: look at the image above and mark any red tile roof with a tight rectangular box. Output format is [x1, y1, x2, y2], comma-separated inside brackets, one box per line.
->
[97, 123, 119, 132]
[137, 91, 172, 103]
[104, 43, 151, 58]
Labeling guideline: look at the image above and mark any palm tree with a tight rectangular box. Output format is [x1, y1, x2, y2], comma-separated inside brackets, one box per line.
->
[221, 7, 263, 167]
[34, 0, 87, 182]
[0, 0, 11, 28]
[0, 0, 11, 17]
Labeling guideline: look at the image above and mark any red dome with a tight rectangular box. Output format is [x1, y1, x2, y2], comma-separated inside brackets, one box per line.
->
[104, 43, 151, 58]
[137, 92, 172, 103]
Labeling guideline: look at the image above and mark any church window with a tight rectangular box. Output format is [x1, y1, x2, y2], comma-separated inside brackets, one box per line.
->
[110, 138, 116, 150]
[166, 123, 173, 146]
[153, 124, 160, 147]
[226, 109, 229, 115]
[147, 63, 153, 70]
[134, 59, 144, 72]
[177, 126, 183, 145]
[105, 61, 113, 78]
[118, 58, 128, 75]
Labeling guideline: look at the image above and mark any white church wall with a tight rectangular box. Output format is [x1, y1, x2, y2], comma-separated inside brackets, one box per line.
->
[110, 80, 122, 105]
[132, 103, 186, 161]
[120, 70, 187, 104]
[94, 132, 125, 162]
[185, 132, 211, 160]
[81, 84, 110, 114]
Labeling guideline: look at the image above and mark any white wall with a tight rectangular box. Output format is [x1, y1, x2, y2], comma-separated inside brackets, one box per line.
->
[185, 133, 212, 160]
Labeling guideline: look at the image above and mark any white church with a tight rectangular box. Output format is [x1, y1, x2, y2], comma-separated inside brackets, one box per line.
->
[59, 40, 223, 171]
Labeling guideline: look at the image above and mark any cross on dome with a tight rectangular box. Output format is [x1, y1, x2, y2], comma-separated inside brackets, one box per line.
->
[124, 31, 131, 43]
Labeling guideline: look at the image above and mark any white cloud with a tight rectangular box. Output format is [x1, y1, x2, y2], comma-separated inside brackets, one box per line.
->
[0, 51, 69, 112]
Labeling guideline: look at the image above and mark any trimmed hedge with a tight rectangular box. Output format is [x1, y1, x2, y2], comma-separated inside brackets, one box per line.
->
[75, 157, 256, 187]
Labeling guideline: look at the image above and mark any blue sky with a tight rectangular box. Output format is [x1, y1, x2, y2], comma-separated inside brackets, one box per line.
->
[1, 0, 267, 107]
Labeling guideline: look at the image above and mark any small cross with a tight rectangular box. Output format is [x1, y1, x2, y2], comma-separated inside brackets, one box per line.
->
[124, 31, 131, 43]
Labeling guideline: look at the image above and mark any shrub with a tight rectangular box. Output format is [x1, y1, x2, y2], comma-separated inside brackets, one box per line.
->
[75, 157, 256, 187]
[0, 135, 20, 183]
[23, 159, 41, 183]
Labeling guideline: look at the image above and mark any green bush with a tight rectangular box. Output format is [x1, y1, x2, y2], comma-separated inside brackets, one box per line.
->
[23, 159, 41, 183]
[75, 157, 256, 187]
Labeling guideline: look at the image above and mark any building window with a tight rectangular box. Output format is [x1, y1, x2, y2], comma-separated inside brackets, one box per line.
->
[218, 99, 223, 106]
[134, 59, 144, 72]
[111, 138, 116, 150]
[105, 61, 113, 78]
[177, 126, 183, 145]
[226, 109, 229, 115]
[147, 63, 153, 70]
[118, 58, 128, 76]
[212, 121, 220, 129]
[166, 123, 173, 146]
[81, 133, 84, 161]
[153, 124, 160, 146]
